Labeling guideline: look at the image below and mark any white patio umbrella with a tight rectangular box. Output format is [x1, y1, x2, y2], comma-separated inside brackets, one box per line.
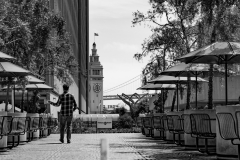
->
[159, 63, 225, 108]
[148, 75, 208, 111]
[2, 83, 53, 112]
[0, 62, 31, 111]
[24, 84, 53, 91]
[137, 83, 176, 90]
[176, 41, 240, 105]
[0, 51, 15, 62]
[26, 75, 45, 84]
[137, 83, 177, 112]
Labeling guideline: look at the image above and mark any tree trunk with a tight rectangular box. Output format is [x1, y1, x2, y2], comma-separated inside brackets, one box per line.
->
[21, 89, 24, 112]
[5, 83, 10, 111]
[171, 90, 177, 112]
[162, 90, 168, 113]
[160, 90, 164, 113]
[186, 73, 191, 109]
[208, 26, 216, 109]
[208, 64, 213, 109]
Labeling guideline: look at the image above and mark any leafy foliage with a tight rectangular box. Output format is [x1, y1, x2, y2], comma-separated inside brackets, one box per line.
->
[117, 114, 133, 129]
[117, 93, 148, 120]
[115, 107, 127, 116]
[153, 91, 168, 113]
[0, 0, 78, 85]
[133, 0, 240, 110]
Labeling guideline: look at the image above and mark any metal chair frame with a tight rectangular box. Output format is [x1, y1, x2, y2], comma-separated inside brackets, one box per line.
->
[136, 117, 145, 135]
[190, 113, 216, 155]
[166, 115, 184, 145]
[6, 116, 27, 149]
[39, 117, 48, 138]
[142, 117, 153, 137]
[152, 115, 165, 140]
[216, 112, 240, 160]
[27, 117, 41, 141]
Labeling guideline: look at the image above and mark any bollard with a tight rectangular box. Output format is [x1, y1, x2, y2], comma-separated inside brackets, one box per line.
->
[100, 138, 108, 160]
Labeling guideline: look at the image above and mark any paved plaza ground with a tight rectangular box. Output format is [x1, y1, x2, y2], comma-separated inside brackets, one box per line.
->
[0, 133, 217, 160]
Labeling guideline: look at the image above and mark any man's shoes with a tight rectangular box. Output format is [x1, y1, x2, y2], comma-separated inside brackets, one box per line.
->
[59, 139, 64, 143]
[67, 140, 71, 144]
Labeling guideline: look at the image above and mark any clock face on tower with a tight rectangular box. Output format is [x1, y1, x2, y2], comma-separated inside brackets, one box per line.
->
[93, 83, 101, 93]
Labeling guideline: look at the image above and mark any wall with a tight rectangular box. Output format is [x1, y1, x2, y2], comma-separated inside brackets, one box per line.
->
[49, 0, 89, 113]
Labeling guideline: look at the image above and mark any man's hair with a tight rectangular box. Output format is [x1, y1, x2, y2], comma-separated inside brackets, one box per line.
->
[63, 84, 69, 91]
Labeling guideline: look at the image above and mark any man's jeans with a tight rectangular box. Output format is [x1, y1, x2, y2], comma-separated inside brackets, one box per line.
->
[60, 115, 73, 142]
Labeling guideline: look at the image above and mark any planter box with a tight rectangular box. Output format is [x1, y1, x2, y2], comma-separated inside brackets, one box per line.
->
[183, 109, 216, 150]
[216, 105, 239, 159]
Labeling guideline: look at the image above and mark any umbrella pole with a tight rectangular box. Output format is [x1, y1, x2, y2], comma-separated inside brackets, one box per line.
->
[195, 72, 198, 109]
[21, 90, 24, 113]
[177, 83, 179, 111]
[27, 90, 29, 113]
[13, 83, 15, 112]
[162, 89, 164, 113]
[225, 61, 228, 105]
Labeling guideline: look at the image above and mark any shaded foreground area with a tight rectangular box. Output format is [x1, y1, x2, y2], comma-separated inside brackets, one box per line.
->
[0, 133, 216, 160]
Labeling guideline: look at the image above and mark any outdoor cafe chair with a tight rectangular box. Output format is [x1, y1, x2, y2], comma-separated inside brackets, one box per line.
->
[216, 112, 240, 160]
[27, 117, 41, 141]
[181, 114, 192, 135]
[0, 116, 10, 149]
[39, 117, 48, 138]
[152, 115, 166, 140]
[166, 115, 184, 146]
[7, 116, 27, 149]
[47, 117, 58, 136]
[136, 117, 145, 135]
[190, 113, 216, 155]
[142, 117, 153, 137]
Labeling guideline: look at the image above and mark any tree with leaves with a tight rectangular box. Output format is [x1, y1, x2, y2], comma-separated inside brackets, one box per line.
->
[132, 0, 240, 110]
[0, 0, 79, 112]
[194, 0, 240, 108]
[0, 0, 78, 85]
[117, 93, 148, 121]
[132, 0, 201, 110]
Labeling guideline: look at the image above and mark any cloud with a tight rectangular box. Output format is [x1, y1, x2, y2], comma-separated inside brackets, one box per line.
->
[90, 0, 149, 19]
[103, 42, 139, 53]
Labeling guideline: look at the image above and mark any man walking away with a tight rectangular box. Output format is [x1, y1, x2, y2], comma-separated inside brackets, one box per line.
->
[48, 84, 78, 143]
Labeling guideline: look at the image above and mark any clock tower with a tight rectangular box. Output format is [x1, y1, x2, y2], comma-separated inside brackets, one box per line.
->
[89, 42, 104, 114]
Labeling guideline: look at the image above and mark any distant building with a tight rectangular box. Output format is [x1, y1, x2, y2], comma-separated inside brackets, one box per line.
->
[103, 105, 118, 110]
[89, 43, 104, 114]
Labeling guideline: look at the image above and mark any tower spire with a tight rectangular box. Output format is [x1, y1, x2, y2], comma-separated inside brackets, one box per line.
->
[92, 42, 97, 56]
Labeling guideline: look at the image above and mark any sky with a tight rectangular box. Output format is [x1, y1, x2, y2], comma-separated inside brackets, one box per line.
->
[89, 0, 153, 106]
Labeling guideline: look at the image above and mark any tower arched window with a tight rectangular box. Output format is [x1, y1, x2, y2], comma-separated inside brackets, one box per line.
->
[94, 57, 99, 62]
[93, 70, 100, 75]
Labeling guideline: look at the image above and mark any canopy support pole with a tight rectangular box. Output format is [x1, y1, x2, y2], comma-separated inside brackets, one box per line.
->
[195, 72, 198, 109]
[177, 83, 179, 111]
[162, 89, 164, 113]
[225, 61, 228, 105]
